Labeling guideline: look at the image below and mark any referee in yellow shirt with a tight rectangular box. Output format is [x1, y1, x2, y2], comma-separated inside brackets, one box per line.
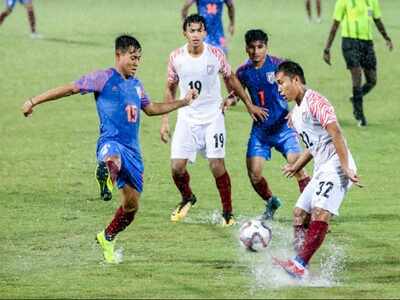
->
[323, 0, 393, 127]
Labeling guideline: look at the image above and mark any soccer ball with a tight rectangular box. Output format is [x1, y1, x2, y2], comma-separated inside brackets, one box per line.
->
[239, 220, 272, 252]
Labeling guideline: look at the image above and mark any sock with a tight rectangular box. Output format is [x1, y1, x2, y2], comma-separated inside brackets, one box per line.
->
[298, 220, 329, 265]
[298, 176, 311, 193]
[215, 172, 232, 213]
[0, 11, 10, 25]
[172, 171, 192, 200]
[352, 87, 364, 119]
[106, 160, 120, 185]
[251, 177, 273, 201]
[27, 9, 36, 33]
[105, 206, 136, 241]
[293, 225, 306, 254]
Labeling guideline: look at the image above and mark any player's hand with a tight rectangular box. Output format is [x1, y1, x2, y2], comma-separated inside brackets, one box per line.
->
[247, 103, 268, 122]
[323, 49, 331, 65]
[282, 163, 297, 178]
[220, 91, 237, 113]
[386, 39, 394, 51]
[183, 88, 198, 105]
[285, 112, 294, 128]
[160, 121, 171, 144]
[22, 99, 35, 117]
[343, 167, 363, 188]
[228, 24, 234, 36]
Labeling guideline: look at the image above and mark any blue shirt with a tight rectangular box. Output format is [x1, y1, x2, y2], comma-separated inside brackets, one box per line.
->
[236, 55, 288, 130]
[75, 68, 150, 155]
[195, 0, 232, 48]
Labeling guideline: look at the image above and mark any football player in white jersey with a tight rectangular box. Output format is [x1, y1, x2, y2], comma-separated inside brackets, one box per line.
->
[273, 61, 361, 279]
[160, 14, 267, 226]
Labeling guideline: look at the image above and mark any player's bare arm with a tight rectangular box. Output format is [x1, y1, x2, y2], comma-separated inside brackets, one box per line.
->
[226, 1, 235, 36]
[160, 81, 178, 143]
[373, 18, 393, 51]
[225, 73, 268, 121]
[282, 149, 313, 178]
[326, 122, 361, 187]
[144, 88, 198, 116]
[323, 20, 340, 65]
[181, 0, 194, 20]
[22, 83, 80, 117]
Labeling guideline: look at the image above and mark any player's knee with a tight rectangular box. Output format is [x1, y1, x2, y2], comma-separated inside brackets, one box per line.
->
[248, 169, 262, 184]
[209, 159, 225, 174]
[311, 207, 331, 222]
[123, 198, 139, 213]
[293, 208, 307, 226]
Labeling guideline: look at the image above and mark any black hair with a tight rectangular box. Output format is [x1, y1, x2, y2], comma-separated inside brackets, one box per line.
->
[115, 34, 141, 53]
[276, 60, 306, 84]
[183, 14, 207, 32]
[245, 29, 268, 46]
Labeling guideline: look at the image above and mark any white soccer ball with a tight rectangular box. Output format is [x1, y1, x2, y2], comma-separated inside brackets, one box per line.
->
[239, 220, 272, 252]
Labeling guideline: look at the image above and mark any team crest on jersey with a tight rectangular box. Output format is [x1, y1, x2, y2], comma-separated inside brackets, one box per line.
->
[266, 72, 276, 84]
[207, 65, 215, 75]
[112, 86, 118, 92]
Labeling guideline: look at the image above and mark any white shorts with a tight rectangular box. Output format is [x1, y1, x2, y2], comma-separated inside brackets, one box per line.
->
[295, 155, 357, 216]
[171, 113, 226, 163]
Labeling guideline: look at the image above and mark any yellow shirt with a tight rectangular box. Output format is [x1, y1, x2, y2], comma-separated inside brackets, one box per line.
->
[333, 0, 382, 40]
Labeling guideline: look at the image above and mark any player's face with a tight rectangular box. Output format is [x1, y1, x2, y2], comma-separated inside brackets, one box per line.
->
[276, 71, 298, 102]
[184, 22, 206, 48]
[116, 46, 142, 77]
[246, 41, 267, 65]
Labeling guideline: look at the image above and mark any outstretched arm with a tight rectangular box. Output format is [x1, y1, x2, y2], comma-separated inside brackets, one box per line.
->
[374, 18, 393, 51]
[226, 1, 235, 36]
[224, 73, 268, 121]
[323, 20, 340, 65]
[143, 88, 197, 116]
[181, 0, 194, 20]
[22, 83, 80, 117]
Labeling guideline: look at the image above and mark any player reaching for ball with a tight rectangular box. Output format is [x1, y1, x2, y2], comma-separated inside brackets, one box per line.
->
[22, 34, 198, 264]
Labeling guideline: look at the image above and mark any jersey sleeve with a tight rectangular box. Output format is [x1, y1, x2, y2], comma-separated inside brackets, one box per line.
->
[137, 81, 151, 109]
[333, 0, 346, 21]
[372, 0, 382, 19]
[211, 47, 232, 78]
[235, 64, 247, 87]
[308, 94, 337, 128]
[74, 69, 112, 95]
[167, 52, 179, 84]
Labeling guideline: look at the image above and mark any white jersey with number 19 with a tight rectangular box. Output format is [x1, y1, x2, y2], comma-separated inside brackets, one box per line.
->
[167, 43, 232, 125]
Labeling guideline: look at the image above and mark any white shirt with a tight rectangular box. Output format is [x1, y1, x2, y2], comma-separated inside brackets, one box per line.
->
[167, 43, 232, 124]
[291, 89, 351, 173]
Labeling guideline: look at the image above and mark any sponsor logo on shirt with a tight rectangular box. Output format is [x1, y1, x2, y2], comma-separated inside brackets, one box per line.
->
[207, 65, 215, 75]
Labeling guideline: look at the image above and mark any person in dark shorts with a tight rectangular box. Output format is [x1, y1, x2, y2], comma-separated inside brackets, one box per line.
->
[323, 0, 393, 127]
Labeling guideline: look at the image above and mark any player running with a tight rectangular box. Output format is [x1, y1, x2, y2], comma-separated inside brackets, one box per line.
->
[160, 14, 267, 226]
[181, 0, 235, 54]
[273, 61, 361, 279]
[0, 0, 40, 38]
[22, 35, 198, 264]
[234, 29, 310, 220]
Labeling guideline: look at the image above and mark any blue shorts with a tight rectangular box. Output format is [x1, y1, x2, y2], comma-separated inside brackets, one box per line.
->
[246, 122, 302, 160]
[97, 141, 144, 192]
[5, 0, 31, 9]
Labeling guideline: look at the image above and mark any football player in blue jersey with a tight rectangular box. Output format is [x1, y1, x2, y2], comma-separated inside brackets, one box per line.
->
[21, 35, 198, 264]
[234, 29, 311, 220]
[181, 0, 234, 54]
[0, 0, 40, 38]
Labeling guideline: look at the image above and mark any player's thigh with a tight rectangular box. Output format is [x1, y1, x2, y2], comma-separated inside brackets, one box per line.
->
[295, 177, 316, 214]
[205, 114, 226, 158]
[171, 118, 197, 162]
[311, 172, 348, 216]
[342, 38, 361, 69]
[360, 40, 377, 71]
[246, 128, 271, 160]
[273, 123, 302, 159]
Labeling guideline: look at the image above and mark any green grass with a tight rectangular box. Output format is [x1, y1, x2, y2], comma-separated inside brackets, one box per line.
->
[1, 0, 399, 298]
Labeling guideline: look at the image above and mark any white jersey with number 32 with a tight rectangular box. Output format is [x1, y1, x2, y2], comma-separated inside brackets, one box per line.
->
[167, 43, 232, 124]
[291, 89, 352, 173]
